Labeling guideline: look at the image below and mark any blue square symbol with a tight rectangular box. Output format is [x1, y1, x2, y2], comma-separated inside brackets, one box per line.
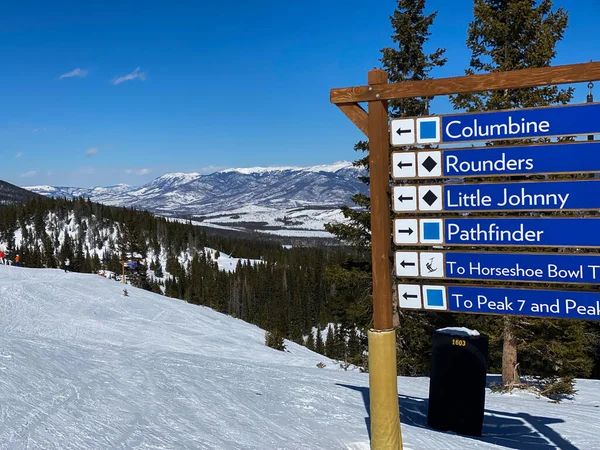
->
[426, 289, 444, 307]
[419, 120, 437, 139]
[423, 222, 440, 240]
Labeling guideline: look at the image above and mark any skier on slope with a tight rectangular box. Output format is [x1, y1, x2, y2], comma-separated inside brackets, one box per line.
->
[64, 258, 71, 273]
[14, 255, 21, 267]
[0, 250, 5, 265]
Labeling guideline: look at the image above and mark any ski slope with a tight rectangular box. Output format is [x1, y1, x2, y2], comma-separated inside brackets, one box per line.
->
[0, 265, 598, 449]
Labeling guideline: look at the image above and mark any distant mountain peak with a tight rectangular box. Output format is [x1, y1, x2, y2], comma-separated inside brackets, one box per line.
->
[220, 161, 355, 175]
[155, 172, 201, 180]
[0, 180, 39, 204]
[22, 160, 366, 235]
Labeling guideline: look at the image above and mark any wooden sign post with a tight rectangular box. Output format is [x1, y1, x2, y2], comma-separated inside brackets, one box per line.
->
[330, 61, 600, 450]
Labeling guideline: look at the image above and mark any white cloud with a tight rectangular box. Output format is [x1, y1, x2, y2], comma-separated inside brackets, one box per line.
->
[20, 170, 37, 178]
[14, 152, 23, 159]
[85, 147, 100, 157]
[111, 67, 147, 85]
[125, 168, 152, 175]
[59, 68, 88, 79]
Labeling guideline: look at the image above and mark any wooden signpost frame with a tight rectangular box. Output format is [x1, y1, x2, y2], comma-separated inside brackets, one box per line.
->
[330, 61, 600, 450]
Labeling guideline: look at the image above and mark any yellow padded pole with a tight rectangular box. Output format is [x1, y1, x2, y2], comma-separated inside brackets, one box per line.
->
[368, 328, 402, 450]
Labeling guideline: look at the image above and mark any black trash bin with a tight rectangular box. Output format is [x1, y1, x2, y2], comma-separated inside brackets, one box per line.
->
[427, 327, 489, 437]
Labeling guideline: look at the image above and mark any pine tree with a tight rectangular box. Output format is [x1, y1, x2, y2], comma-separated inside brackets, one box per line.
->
[305, 332, 316, 352]
[381, 0, 447, 117]
[450, 0, 591, 386]
[325, 324, 335, 358]
[452, 0, 571, 113]
[265, 330, 286, 351]
[154, 258, 164, 278]
[331, 323, 343, 361]
[347, 328, 362, 365]
[325, 0, 447, 375]
[315, 327, 325, 355]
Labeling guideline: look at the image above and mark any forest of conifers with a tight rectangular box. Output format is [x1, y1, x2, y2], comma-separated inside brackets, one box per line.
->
[0, 196, 369, 366]
[2, 196, 600, 382]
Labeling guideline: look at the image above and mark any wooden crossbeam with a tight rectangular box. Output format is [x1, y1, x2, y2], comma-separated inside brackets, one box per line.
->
[337, 103, 369, 137]
[331, 61, 600, 104]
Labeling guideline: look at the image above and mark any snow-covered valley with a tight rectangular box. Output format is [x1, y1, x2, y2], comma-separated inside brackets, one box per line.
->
[0, 265, 598, 449]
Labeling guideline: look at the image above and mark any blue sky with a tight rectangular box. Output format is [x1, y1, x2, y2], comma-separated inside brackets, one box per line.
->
[2, 0, 600, 188]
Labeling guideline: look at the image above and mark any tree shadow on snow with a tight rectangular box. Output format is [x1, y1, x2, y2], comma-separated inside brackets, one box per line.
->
[336, 383, 578, 450]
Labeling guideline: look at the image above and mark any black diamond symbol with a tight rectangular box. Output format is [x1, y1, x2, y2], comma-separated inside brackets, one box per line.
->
[422, 156, 438, 172]
[422, 190, 438, 206]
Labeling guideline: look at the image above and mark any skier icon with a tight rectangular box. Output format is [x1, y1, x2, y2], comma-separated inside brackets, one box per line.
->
[425, 257, 437, 273]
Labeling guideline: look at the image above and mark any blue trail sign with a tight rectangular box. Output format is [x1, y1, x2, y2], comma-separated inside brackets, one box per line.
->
[443, 180, 600, 212]
[441, 102, 600, 144]
[390, 103, 600, 147]
[397, 284, 600, 321]
[443, 141, 600, 178]
[392, 141, 600, 180]
[394, 217, 600, 248]
[444, 252, 600, 284]
[447, 286, 600, 321]
[392, 180, 600, 213]
[394, 251, 600, 284]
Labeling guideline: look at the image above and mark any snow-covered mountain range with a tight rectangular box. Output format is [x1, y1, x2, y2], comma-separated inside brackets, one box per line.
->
[25, 162, 366, 237]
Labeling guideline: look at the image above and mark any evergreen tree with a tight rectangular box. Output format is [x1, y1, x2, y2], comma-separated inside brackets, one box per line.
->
[305, 332, 316, 352]
[325, 324, 335, 358]
[333, 324, 347, 361]
[450, 0, 591, 386]
[154, 258, 164, 278]
[347, 328, 362, 365]
[265, 330, 286, 351]
[325, 0, 447, 374]
[315, 327, 325, 355]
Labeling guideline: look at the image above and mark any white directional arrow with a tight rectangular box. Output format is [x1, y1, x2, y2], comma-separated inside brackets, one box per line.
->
[394, 219, 418, 244]
[395, 251, 419, 277]
[392, 152, 417, 179]
[393, 186, 417, 212]
[397, 284, 422, 309]
[390, 119, 415, 146]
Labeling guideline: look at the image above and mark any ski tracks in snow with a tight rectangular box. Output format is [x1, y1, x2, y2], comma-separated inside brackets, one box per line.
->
[0, 266, 597, 449]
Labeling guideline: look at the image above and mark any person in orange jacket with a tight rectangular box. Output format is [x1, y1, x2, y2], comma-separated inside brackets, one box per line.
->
[15, 254, 21, 267]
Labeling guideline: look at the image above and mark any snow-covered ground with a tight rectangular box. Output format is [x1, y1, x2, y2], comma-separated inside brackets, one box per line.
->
[0, 265, 598, 449]
[191, 204, 347, 238]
